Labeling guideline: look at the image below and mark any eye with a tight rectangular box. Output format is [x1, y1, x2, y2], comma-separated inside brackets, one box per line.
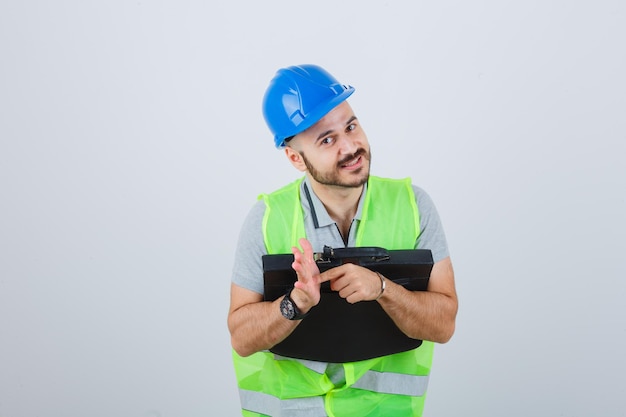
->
[320, 136, 334, 145]
[346, 123, 357, 132]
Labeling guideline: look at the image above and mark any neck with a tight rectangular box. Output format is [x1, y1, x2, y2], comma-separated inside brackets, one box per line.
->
[307, 176, 364, 227]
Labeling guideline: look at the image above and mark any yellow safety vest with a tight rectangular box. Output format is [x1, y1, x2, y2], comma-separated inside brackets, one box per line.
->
[233, 176, 434, 417]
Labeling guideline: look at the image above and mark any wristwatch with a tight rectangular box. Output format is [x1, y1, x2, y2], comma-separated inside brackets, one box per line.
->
[280, 289, 309, 320]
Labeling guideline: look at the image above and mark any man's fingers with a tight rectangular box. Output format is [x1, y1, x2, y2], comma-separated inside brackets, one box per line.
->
[298, 238, 315, 261]
[291, 245, 302, 259]
[317, 268, 340, 284]
[291, 238, 322, 282]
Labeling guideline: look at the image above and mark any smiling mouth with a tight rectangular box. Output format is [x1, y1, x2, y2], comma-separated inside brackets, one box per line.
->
[341, 155, 361, 168]
[339, 150, 366, 169]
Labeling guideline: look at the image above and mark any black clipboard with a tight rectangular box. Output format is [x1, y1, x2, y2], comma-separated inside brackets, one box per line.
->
[263, 246, 433, 363]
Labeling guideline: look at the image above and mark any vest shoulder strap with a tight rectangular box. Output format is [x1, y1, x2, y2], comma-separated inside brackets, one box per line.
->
[356, 176, 420, 249]
[259, 177, 305, 254]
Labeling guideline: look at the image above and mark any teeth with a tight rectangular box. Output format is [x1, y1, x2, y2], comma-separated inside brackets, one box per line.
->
[344, 157, 358, 167]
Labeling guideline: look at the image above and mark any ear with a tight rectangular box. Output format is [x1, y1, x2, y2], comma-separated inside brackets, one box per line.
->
[284, 147, 307, 172]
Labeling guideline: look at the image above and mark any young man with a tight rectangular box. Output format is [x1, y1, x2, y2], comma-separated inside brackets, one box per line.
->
[228, 64, 457, 416]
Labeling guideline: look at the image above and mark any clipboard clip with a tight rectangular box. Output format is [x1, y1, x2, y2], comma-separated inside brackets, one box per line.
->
[313, 245, 390, 264]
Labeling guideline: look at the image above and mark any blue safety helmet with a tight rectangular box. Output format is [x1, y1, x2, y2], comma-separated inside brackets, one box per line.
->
[262, 64, 355, 148]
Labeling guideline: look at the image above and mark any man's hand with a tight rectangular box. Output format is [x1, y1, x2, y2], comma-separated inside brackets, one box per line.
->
[318, 263, 383, 303]
[290, 238, 322, 313]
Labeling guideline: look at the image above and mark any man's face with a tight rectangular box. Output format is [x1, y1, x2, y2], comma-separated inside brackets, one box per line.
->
[287, 101, 371, 189]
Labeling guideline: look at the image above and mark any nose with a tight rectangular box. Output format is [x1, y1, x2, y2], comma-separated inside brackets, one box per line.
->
[336, 133, 359, 155]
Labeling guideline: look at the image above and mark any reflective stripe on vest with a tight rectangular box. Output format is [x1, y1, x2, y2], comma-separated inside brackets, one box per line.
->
[273, 352, 430, 397]
[351, 370, 430, 397]
[234, 176, 433, 417]
[239, 389, 327, 417]
[273, 353, 328, 374]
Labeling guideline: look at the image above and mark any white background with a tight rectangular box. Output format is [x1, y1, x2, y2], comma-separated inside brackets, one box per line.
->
[1, 1, 625, 416]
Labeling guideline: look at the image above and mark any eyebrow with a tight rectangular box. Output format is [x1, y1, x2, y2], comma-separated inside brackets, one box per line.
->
[315, 115, 358, 142]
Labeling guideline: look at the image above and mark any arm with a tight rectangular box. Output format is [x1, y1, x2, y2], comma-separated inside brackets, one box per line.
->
[318, 255, 458, 343]
[228, 238, 323, 357]
[227, 284, 298, 357]
[377, 256, 457, 343]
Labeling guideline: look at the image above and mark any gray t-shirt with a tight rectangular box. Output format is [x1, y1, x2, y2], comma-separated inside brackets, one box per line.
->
[232, 177, 449, 294]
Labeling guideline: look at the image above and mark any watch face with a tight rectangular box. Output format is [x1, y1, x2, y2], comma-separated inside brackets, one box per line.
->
[280, 297, 295, 319]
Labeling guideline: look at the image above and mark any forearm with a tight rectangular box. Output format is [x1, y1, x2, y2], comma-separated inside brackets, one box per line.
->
[228, 298, 299, 357]
[228, 244, 322, 358]
[377, 279, 458, 343]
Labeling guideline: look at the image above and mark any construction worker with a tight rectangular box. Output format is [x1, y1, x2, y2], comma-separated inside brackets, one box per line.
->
[228, 64, 458, 416]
